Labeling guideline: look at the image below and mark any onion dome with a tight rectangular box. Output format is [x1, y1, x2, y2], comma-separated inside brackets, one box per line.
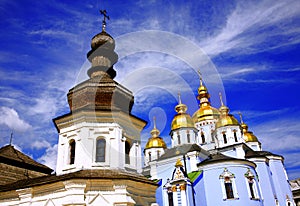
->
[171, 93, 195, 130]
[192, 72, 219, 122]
[216, 93, 239, 128]
[145, 117, 167, 149]
[239, 113, 259, 143]
[87, 10, 118, 79]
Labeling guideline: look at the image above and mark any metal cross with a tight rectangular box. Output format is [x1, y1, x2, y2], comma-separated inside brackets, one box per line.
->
[197, 70, 203, 85]
[100, 10, 110, 31]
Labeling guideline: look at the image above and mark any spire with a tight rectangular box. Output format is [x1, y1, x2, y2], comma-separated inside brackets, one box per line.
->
[100, 10, 110, 32]
[196, 70, 211, 107]
[238, 112, 244, 124]
[178, 92, 182, 104]
[150, 116, 160, 137]
[198, 70, 203, 86]
[219, 92, 224, 106]
[218, 92, 229, 115]
[238, 112, 249, 132]
[175, 92, 187, 114]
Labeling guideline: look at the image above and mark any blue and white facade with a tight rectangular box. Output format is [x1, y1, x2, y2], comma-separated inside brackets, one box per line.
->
[144, 80, 295, 206]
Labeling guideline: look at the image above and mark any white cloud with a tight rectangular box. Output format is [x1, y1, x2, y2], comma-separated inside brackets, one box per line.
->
[0, 107, 32, 132]
[37, 144, 57, 170]
[31, 140, 51, 150]
[201, 0, 300, 56]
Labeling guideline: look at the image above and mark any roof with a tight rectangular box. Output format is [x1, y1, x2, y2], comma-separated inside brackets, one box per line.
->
[245, 150, 283, 159]
[0, 145, 53, 174]
[158, 144, 209, 161]
[0, 169, 157, 192]
[197, 153, 256, 167]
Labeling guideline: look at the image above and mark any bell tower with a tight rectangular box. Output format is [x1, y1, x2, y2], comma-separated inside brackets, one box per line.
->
[53, 10, 146, 175]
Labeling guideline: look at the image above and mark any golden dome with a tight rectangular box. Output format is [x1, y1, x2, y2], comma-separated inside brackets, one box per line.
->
[216, 114, 239, 128]
[171, 94, 195, 130]
[244, 131, 259, 142]
[192, 105, 220, 122]
[239, 112, 260, 143]
[216, 93, 239, 128]
[145, 136, 167, 149]
[145, 117, 167, 149]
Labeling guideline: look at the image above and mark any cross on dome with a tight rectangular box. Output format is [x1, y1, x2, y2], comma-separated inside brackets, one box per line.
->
[100, 9, 110, 32]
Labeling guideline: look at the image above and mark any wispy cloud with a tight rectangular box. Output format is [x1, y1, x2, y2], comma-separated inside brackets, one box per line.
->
[201, 0, 300, 56]
[37, 143, 57, 170]
[0, 107, 32, 132]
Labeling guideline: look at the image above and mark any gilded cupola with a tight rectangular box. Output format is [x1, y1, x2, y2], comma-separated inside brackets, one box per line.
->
[145, 117, 167, 150]
[239, 112, 260, 143]
[216, 93, 239, 128]
[192, 71, 220, 123]
[171, 93, 195, 130]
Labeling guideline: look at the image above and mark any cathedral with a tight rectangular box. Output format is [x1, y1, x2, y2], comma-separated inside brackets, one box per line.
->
[0, 11, 296, 206]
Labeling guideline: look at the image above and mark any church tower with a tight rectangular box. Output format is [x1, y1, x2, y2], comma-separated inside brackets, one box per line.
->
[170, 94, 197, 147]
[144, 117, 167, 166]
[214, 93, 243, 148]
[53, 10, 146, 175]
[192, 73, 219, 150]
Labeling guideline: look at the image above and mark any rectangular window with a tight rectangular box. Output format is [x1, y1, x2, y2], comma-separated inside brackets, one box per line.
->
[96, 139, 106, 162]
[168, 192, 174, 206]
[225, 182, 234, 199]
[249, 182, 255, 199]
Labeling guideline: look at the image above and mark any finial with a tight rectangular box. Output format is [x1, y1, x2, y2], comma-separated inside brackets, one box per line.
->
[9, 132, 13, 145]
[178, 92, 182, 104]
[100, 10, 110, 32]
[238, 112, 244, 124]
[219, 92, 224, 106]
[175, 158, 183, 167]
[153, 116, 157, 129]
[197, 70, 203, 86]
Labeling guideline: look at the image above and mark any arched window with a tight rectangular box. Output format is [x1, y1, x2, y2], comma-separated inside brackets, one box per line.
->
[187, 133, 190, 143]
[157, 150, 160, 158]
[223, 133, 227, 144]
[69, 139, 76, 165]
[96, 138, 106, 162]
[125, 141, 130, 164]
[224, 177, 234, 199]
[177, 133, 181, 145]
[219, 168, 238, 200]
[201, 132, 205, 144]
[245, 169, 259, 199]
[148, 152, 152, 162]
[233, 130, 238, 142]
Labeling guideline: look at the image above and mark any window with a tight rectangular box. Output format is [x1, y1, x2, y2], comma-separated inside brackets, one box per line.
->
[157, 150, 160, 158]
[148, 152, 152, 161]
[96, 138, 106, 162]
[187, 133, 190, 143]
[219, 168, 238, 200]
[223, 133, 227, 144]
[125, 141, 130, 164]
[201, 132, 205, 144]
[233, 130, 238, 142]
[224, 178, 234, 199]
[69, 139, 76, 165]
[168, 192, 174, 206]
[245, 169, 259, 199]
[248, 180, 255, 199]
[177, 133, 181, 145]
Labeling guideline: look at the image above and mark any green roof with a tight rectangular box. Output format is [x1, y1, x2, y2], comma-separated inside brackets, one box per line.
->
[188, 170, 202, 182]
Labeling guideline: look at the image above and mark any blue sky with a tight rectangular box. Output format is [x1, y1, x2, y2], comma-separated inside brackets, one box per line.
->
[0, 0, 300, 179]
